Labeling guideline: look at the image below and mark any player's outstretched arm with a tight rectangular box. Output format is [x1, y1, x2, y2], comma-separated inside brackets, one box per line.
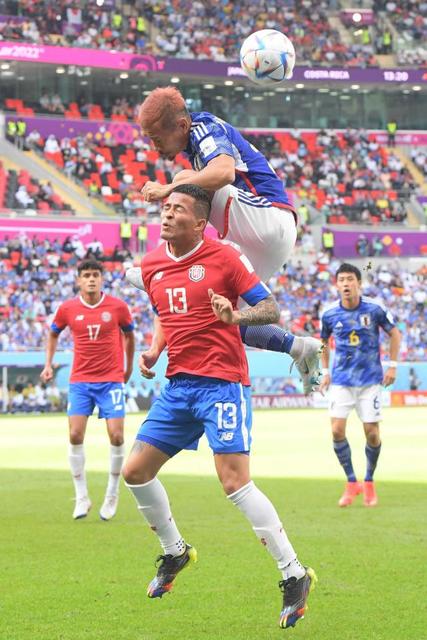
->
[319, 338, 331, 394]
[40, 331, 59, 383]
[141, 155, 235, 202]
[139, 316, 166, 379]
[208, 289, 279, 326]
[124, 331, 135, 383]
[383, 326, 401, 387]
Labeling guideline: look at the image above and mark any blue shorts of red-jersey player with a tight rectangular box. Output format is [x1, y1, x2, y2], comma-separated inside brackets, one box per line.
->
[67, 382, 126, 419]
[136, 374, 252, 456]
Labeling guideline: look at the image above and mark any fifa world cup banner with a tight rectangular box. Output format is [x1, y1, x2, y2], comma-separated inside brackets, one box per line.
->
[0, 40, 426, 84]
[327, 228, 427, 258]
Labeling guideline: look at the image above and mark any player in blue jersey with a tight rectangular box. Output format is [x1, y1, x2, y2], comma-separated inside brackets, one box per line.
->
[126, 86, 321, 394]
[319, 263, 401, 507]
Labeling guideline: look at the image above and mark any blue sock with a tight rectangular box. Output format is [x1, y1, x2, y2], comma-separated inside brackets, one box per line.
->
[365, 443, 381, 481]
[240, 325, 295, 354]
[333, 439, 357, 482]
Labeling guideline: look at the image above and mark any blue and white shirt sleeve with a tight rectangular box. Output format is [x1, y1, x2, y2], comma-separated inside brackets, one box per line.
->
[376, 305, 395, 334]
[320, 312, 332, 340]
[191, 121, 234, 164]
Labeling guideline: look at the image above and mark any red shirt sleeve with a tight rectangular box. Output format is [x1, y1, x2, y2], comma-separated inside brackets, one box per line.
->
[117, 301, 134, 332]
[51, 303, 68, 333]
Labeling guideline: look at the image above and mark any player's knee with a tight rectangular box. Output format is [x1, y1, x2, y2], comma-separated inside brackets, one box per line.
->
[220, 475, 248, 496]
[69, 431, 84, 445]
[109, 433, 124, 446]
[122, 461, 153, 485]
[332, 428, 345, 441]
[366, 428, 380, 447]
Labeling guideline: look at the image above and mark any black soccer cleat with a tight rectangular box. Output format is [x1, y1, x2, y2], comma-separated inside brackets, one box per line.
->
[279, 567, 317, 628]
[147, 544, 197, 598]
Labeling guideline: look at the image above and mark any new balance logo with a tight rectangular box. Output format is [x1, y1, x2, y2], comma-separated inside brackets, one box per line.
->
[76, 315, 84, 320]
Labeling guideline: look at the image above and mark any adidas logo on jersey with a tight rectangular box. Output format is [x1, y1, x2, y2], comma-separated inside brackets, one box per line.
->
[335, 321, 343, 328]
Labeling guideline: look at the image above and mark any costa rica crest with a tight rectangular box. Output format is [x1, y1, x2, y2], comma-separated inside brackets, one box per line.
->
[188, 264, 205, 282]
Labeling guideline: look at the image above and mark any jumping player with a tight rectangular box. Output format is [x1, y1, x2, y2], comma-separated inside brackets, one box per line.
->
[41, 259, 135, 520]
[126, 86, 321, 394]
[319, 263, 401, 507]
[123, 185, 317, 630]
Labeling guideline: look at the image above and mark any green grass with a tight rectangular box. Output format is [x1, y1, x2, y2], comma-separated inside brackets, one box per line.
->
[1, 409, 427, 639]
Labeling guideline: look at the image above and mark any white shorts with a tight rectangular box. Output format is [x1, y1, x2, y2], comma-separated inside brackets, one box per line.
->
[210, 184, 297, 282]
[328, 384, 382, 423]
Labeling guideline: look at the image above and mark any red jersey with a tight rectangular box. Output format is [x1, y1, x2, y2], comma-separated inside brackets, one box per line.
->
[141, 238, 269, 385]
[51, 294, 134, 383]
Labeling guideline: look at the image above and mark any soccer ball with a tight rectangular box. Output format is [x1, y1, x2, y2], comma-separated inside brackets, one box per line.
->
[240, 29, 296, 86]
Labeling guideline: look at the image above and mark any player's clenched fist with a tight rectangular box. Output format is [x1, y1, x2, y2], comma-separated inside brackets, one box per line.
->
[40, 365, 53, 383]
[208, 288, 237, 325]
[139, 350, 159, 379]
[141, 181, 171, 202]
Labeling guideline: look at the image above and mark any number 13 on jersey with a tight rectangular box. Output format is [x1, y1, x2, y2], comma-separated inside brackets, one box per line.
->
[166, 287, 188, 313]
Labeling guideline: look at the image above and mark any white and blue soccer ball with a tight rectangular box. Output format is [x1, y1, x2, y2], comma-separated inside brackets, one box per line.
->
[240, 29, 296, 86]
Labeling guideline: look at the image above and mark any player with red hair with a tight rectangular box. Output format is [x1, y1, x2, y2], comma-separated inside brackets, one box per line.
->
[128, 86, 321, 394]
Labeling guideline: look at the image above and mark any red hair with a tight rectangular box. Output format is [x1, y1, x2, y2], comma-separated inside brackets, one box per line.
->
[137, 86, 187, 130]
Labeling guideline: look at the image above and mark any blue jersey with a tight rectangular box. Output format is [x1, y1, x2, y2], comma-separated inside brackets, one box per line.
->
[185, 111, 294, 208]
[320, 296, 395, 387]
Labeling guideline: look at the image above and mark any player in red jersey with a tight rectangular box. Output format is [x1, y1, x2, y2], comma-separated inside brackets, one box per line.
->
[126, 86, 322, 394]
[40, 259, 135, 521]
[122, 185, 316, 630]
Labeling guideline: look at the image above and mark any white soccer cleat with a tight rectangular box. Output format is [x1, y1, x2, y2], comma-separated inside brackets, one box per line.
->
[292, 337, 323, 395]
[73, 496, 92, 520]
[99, 495, 119, 521]
[125, 267, 145, 291]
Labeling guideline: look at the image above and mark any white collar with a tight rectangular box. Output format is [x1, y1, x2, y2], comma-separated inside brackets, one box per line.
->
[79, 292, 105, 309]
[165, 239, 204, 262]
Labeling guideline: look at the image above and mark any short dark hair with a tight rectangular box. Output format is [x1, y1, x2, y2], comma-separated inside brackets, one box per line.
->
[77, 259, 104, 275]
[336, 263, 362, 282]
[171, 184, 211, 221]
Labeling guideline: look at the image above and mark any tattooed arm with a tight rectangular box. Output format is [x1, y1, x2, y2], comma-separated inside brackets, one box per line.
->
[208, 289, 280, 326]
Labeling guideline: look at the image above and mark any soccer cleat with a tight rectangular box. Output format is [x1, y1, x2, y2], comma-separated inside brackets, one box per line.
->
[73, 496, 92, 520]
[291, 337, 323, 395]
[279, 567, 317, 629]
[338, 481, 363, 507]
[363, 481, 378, 507]
[99, 494, 119, 521]
[125, 267, 145, 291]
[147, 544, 197, 599]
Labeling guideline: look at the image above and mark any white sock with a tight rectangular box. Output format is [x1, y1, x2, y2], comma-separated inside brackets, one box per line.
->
[290, 336, 304, 360]
[126, 477, 186, 556]
[228, 481, 305, 580]
[106, 444, 125, 497]
[68, 443, 88, 500]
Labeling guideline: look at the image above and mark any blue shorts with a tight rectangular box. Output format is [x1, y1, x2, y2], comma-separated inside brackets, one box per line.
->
[68, 382, 126, 419]
[137, 375, 252, 457]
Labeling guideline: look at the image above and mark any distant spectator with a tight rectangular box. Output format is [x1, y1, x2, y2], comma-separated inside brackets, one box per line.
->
[409, 367, 420, 391]
[387, 121, 397, 147]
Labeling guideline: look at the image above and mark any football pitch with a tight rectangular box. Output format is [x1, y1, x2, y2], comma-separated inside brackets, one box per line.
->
[1, 408, 426, 640]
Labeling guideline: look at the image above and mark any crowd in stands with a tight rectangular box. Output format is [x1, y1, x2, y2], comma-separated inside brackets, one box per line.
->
[247, 128, 413, 224]
[5, 126, 413, 224]
[1, 0, 425, 68]
[7, 380, 65, 413]
[411, 149, 427, 177]
[374, 0, 427, 66]
[1, 236, 425, 365]
[0, 161, 73, 215]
